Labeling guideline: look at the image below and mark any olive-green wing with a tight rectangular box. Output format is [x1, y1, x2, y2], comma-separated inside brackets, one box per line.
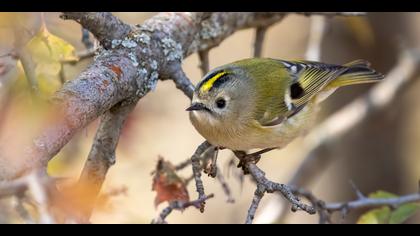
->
[279, 60, 349, 108]
[257, 59, 383, 127]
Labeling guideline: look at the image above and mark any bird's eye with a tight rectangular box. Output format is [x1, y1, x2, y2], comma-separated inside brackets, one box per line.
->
[215, 98, 226, 109]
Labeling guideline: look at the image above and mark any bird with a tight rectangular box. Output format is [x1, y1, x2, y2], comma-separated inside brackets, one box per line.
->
[187, 58, 384, 155]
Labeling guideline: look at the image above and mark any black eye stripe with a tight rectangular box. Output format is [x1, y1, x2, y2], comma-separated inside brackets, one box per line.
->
[290, 82, 305, 99]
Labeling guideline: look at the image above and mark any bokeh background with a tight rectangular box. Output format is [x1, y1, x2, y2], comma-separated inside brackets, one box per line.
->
[0, 12, 419, 223]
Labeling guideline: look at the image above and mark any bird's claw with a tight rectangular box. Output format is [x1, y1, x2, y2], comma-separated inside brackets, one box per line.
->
[234, 151, 262, 175]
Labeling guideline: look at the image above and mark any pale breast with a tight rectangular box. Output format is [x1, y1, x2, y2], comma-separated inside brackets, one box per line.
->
[189, 104, 318, 151]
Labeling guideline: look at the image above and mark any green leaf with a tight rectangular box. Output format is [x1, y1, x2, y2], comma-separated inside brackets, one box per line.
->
[357, 206, 391, 224]
[389, 203, 420, 224]
[358, 190, 420, 224]
[368, 190, 398, 199]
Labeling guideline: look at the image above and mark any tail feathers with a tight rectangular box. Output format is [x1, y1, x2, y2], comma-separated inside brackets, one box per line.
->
[329, 60, 384, 88]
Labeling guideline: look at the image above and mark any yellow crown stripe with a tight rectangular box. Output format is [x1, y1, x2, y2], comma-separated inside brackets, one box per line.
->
[200, 71, 227, 93]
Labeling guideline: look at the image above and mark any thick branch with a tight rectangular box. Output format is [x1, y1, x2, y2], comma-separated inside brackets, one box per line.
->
[0, 51, 138, 180]
[60, 12, 131, 49]
[77, 100, 138, 221]
[161, 62, 194, 99]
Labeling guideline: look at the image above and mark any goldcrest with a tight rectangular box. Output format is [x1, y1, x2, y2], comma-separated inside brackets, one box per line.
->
[187, 58, 384, 151]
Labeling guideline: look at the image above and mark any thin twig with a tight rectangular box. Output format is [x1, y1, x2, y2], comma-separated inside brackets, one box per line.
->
[198, 49, 210, 76]
[77, 49, 96, 60]
[175, 159, 192, 171]
[0, 177, 28, 198]
[253, 26, 268, 58]
[59, 63, 66, 84]
[191, 141, 213, 212]
[216, 165, 235, 203]
[349, 180, 366, 200]
[325, 193, 420, 211]
[245, 163, 315, 224]
[26, 172, 54, 224]
[289, 184, 420, 223]
[14, 197, 35, 224]
[203, 146, 218, 178]
[305, 15, 327, 61]
[81, 28, 94, 50]
[152, 194, 215, 224]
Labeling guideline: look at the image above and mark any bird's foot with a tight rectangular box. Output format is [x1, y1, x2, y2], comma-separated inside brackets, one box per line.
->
[233, 151, 261, 175]
[233, 148, 277, 174]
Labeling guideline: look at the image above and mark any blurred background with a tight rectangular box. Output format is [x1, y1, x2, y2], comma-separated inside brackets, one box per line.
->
[0, 12, 419, 223]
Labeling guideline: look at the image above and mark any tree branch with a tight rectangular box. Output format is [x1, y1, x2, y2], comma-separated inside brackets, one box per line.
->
[253, 26, 268, 58]
[0, 171, 55, 223]
[0, 177, 28, 198]
[60, 12, 131, 49]
[304, 15, 327, 61]
[325, 193, 420, 211]
[198, 49, 210, 76]
[244, 163, 316, 224]
[289, 184, 420, 223]
[216, 164, 235, 203]
[152, 194, 214, 224]
[161, 62, 194, 100]
[298, 12, 366, 17]
[77, 100, 138, 221]
[190, 141, 212, 212]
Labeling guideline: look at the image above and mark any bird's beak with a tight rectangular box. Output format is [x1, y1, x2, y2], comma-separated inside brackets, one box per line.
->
[186, 103, 207, 111]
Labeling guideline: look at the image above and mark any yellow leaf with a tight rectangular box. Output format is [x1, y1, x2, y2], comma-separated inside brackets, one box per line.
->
[368, 190, 398, 199]
[16, 24, 79, 97]
[357, 207, 391, 224]
[26, 25, 79, 62]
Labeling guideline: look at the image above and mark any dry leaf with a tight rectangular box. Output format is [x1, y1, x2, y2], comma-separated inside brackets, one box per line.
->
[152, 156, 189, 207]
